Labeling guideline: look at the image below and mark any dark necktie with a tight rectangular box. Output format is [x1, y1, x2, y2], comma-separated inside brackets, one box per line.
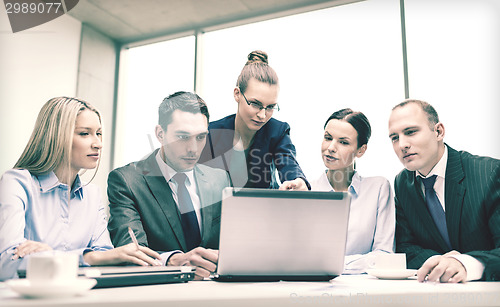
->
[421, 175, 452, 249]
[173, 173, 201, 251]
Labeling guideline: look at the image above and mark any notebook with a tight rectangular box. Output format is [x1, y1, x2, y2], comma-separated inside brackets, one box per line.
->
[18, 265, 195, 288]
[214, 187, 351, 282]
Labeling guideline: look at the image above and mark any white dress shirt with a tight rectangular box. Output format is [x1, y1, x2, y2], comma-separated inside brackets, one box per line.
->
[417, 146, 484, 281]
[0, 169, 113, 280]
[310, 171, 395, 274]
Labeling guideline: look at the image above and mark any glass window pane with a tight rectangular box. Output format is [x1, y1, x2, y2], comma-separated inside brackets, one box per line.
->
[116, 36, 195, 167]
[405, 0, 500, 159]
[201, 0, 404, 182]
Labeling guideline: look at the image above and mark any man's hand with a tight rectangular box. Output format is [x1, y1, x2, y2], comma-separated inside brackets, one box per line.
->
[12, 240, 52, 259]
[167, 247, 218, 280]
[443, 250, 461, 257]
[84, 243, 162, 266]
[417, 255, 467, 283]
[279, 178, 308, 191]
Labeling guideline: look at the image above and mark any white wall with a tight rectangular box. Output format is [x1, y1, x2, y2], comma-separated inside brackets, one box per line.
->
[0, 14, 117, 201]
[76, 24, 118, 195]
[0, 12, 81, 175]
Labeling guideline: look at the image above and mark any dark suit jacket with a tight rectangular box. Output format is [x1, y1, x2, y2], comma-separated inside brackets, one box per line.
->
[394, 145, 500, 280]
[107, 149, 231, 252]
[199, 114, 309, 189]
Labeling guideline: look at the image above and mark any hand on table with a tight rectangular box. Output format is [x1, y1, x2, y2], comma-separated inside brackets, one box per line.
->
[12, 240, 52, 259]
[417, 254, 467, 283]
[167, 247, 218, 280]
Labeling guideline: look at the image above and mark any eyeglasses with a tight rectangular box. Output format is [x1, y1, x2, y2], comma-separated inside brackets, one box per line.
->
[240, 90, 280, 113]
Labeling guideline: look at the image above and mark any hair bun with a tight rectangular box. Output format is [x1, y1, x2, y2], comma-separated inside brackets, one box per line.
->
[246, 50, 268, 65]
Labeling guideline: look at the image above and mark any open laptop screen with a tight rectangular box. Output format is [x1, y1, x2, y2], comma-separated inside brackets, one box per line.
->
[215, 188, 351, 281]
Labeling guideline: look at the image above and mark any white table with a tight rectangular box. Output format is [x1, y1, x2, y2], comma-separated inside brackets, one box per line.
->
[1, 275, 500, 307]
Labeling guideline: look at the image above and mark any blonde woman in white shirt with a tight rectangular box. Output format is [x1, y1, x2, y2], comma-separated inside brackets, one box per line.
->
[310, 108, 395, 273]
[0, 97, 161, 280]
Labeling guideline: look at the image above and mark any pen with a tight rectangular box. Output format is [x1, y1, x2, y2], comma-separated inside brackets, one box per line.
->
[128, 226, 140, 251]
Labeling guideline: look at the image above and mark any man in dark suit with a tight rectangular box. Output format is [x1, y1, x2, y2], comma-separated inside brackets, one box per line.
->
[388, 99, 500, 283]
[107, 92, 231, 279]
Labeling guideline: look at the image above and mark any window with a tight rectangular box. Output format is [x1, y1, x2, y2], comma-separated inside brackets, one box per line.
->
[116, 0, 499, 183]
[405, 0, 500, 159]
[201, 0, 404, 182]
[115, 36, 195, 167]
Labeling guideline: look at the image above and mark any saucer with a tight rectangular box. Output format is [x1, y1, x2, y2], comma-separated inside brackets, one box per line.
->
[5, 278, 97, 298]
[366, 269, 417, 280]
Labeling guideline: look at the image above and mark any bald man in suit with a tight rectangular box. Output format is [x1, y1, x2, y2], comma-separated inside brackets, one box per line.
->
[388, 99, 500, 282]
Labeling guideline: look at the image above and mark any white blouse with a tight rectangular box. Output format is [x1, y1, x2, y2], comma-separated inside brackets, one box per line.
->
[310, 171, 395, 273]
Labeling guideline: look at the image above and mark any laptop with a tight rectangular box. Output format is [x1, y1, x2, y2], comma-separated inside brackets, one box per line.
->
[18, 265, 195, 288]
[213, 187, 351, 282]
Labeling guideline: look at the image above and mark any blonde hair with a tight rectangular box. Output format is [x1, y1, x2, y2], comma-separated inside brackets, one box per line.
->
[14, 97, 101, 182]
[236, 50, 279, 94]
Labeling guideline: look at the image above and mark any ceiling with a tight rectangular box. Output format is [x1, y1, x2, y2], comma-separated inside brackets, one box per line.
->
[68, 0, 362, 46]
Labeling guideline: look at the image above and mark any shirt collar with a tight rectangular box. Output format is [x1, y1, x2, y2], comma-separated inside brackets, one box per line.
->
[349, 171, 361, 196]
[417, 145, 448, 180]
[320, 170, 360, 196]
[155, 150, 195, 184]
[37, 171, 84, 199]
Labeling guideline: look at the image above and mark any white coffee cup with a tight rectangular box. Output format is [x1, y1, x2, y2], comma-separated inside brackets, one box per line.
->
[27, 252, 79, 285]
[368, 253, 406, 270]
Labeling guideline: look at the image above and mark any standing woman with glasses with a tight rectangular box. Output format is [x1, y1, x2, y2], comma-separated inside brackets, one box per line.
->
[199, 50, 309, 190]
[0, 97, 161, 281]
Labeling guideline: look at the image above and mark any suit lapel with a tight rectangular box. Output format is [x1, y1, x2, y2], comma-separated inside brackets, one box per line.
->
[444, 146, 465, 249]
[141, 151, 187, 251]
[194, 166, 213, 246]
